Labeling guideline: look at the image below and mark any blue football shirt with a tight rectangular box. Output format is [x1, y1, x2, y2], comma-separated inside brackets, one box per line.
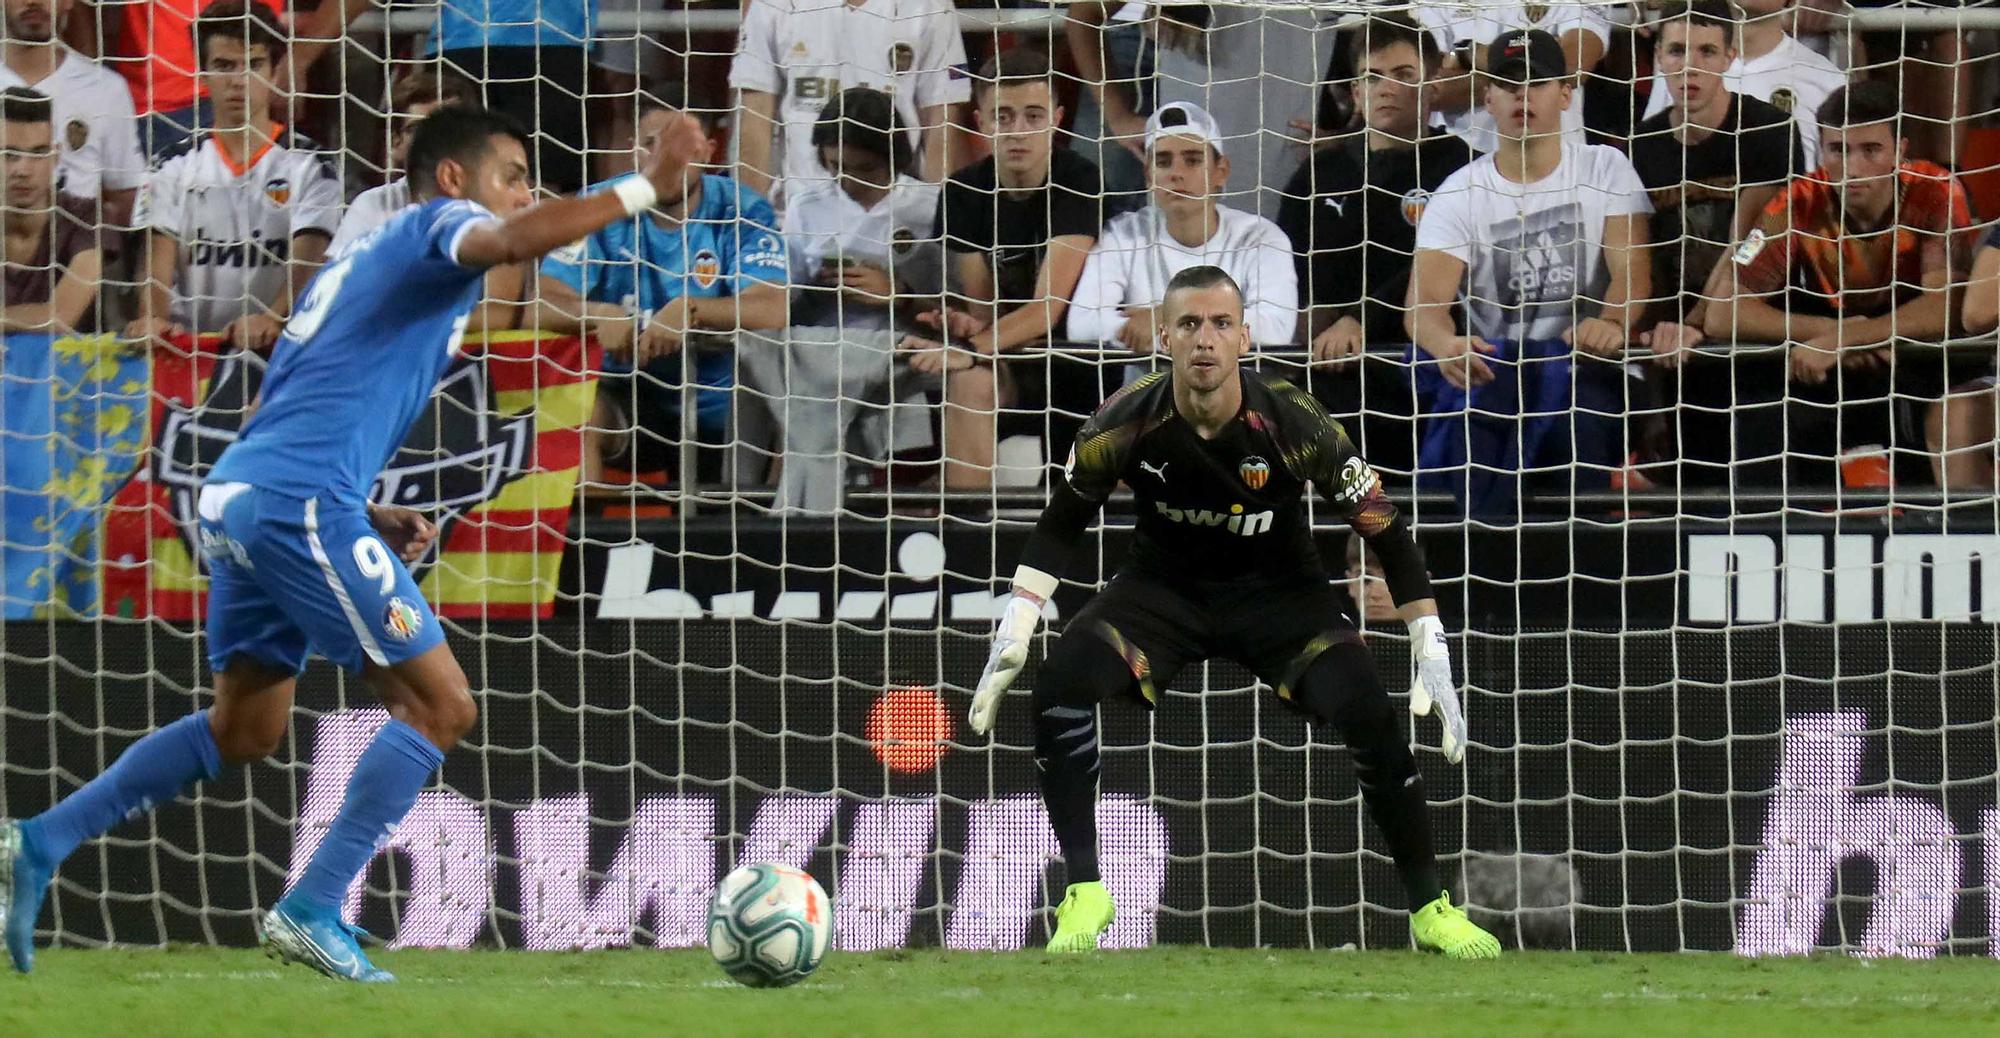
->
[207, 198, 497, 506]
[429, 0, 592, 52]
[540, 173, 786, 314]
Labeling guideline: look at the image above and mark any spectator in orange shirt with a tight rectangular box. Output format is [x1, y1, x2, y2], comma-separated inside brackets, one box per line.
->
[1709, 82, 1982, 488]
[72, 0, 368, 156]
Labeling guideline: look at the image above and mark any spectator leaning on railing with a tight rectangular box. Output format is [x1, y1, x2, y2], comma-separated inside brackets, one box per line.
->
[729, 0, 969, 207]
[1406, 28, 1652, 514]
[1066, 101, 1297, 375]
[0, 86, 114, 333]
[1630, 0, 1802, 365]
[0, 0, 142, 228]
[124, 0, 340, 350]
[1279, 14, 1473, 474]
[537, 95, 789, 484]
[903, 46, 1099, 493]
[736, 86, 944, 513]
[1283, 14, 1474, 367]
[1709, 82, 1981, 490]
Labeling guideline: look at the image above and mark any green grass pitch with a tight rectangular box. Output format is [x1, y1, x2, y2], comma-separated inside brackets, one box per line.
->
[4, 945, 1995, 1036]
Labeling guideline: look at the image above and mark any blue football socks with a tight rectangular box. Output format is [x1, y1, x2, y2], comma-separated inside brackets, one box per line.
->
[284, 718, 443, 918]
[20, 710, 224, 870]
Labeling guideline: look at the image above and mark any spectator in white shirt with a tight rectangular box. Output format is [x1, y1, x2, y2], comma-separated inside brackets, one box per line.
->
[729, 0, 970, 206]
[739, 86, 944, 512]
[1067, 101, 1297, 365]
[1407, 29, 1653, 513]
[0, 0, 142, 226]
[1418, 2, 1610, 154]
[1640, 0, 1844, 163]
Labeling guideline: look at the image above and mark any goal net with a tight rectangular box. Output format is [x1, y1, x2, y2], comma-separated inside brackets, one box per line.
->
[2, 0, 1998, 957]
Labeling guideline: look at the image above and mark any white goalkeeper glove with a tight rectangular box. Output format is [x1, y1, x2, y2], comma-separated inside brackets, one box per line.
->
[969, 567, 1057, 736]
[1406, 614, 1467, 764]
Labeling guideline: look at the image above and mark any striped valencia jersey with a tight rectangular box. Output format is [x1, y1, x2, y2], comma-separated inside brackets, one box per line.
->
[1062, 370, 1398, 584]
[137, 127, 343, 333]
[1732, 161, 1978, 319]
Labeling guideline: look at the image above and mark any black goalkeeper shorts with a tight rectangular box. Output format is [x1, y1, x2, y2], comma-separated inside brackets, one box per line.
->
[1061, 571, 1364, 704]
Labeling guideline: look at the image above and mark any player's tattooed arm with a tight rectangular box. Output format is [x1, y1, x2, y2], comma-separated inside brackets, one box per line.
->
[453, 113, 709, 269]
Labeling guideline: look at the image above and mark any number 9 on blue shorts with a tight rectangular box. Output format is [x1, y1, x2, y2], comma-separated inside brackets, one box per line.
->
[198, 482, 444, 675]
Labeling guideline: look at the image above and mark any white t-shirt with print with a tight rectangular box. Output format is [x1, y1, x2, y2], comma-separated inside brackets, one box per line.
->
[137, 130, 343, 332]
[1415, 141, 1652, 344]
[729, 0, 970, 204]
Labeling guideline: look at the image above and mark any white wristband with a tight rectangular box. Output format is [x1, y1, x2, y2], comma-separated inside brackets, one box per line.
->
[1407, 614, 1445, 645]
[613, 176, 659, 216]
[1010, 565, 1059, 603]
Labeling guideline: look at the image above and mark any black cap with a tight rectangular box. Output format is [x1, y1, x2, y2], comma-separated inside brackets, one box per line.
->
[1485, 28, 1568, 84]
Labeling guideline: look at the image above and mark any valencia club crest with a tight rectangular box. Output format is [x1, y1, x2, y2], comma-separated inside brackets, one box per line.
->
[1239, 456, 1270, 490]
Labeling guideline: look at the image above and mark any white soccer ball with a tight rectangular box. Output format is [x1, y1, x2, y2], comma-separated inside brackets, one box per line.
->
[706, 862, 833, 988]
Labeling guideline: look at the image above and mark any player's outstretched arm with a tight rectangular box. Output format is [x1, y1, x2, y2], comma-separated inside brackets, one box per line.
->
[453, 113, 709, 270]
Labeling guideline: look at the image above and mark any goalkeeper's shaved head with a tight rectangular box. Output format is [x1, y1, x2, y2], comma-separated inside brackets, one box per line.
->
[1162, 264, 1245, 317]
[1160, 265, 1249, 394]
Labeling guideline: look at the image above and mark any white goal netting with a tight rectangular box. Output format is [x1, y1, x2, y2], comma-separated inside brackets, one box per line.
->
[2, 0, 1999, 956]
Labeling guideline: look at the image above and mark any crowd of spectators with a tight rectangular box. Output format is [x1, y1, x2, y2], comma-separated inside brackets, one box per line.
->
[0, 0, 1996, 517]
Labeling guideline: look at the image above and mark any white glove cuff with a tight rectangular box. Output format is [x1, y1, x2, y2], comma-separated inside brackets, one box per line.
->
[1407, 614, 1446, 654]
[1011, 565, 1058, 602]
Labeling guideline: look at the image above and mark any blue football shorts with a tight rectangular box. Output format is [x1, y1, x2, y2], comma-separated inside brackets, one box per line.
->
[197, 482, 444, 675]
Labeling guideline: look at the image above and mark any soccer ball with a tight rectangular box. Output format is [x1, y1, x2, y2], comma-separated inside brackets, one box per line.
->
[706, 862, 833, 988]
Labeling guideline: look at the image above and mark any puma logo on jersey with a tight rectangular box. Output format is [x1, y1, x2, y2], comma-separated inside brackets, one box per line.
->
[1155, 501, 1274, 537]
[1323, 196, 1348, 217]
[1138, 460, 1169, 482]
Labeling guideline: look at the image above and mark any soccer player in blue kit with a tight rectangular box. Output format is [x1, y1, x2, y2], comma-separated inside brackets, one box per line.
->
[0, 105, 708, 982]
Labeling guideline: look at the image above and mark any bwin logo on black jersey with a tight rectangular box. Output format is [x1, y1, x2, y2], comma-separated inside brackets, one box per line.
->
[1155, 501, 1275, 537]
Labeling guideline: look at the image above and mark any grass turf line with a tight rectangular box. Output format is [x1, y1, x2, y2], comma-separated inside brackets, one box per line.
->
[3, 946, 1996, 1037]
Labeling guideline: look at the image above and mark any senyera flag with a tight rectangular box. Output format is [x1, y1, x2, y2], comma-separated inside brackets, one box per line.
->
[96, 331, 600, 621]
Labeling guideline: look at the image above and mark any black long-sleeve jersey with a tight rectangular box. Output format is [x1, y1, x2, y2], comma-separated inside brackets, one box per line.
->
[1019, 370, 1434, 603]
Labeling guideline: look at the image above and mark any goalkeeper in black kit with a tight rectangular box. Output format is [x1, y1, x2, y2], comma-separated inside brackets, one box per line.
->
[969, 265, 1500, 959]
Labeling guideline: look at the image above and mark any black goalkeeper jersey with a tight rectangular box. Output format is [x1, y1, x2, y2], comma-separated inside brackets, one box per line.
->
[1021, 369, 1431, 600]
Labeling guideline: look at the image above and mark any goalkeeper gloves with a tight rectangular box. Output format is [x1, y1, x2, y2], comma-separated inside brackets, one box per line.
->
[1406, 614, 1468, 764]
[968, 567, 1056, 735]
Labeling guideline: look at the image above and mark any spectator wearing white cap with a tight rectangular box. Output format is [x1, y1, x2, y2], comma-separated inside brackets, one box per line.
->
[1067, 100, 1298, 368]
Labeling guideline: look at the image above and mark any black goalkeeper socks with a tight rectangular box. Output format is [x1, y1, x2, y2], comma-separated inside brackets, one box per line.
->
[1361, 766, 1446, 908]
[1036, 702, 1104, 885]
